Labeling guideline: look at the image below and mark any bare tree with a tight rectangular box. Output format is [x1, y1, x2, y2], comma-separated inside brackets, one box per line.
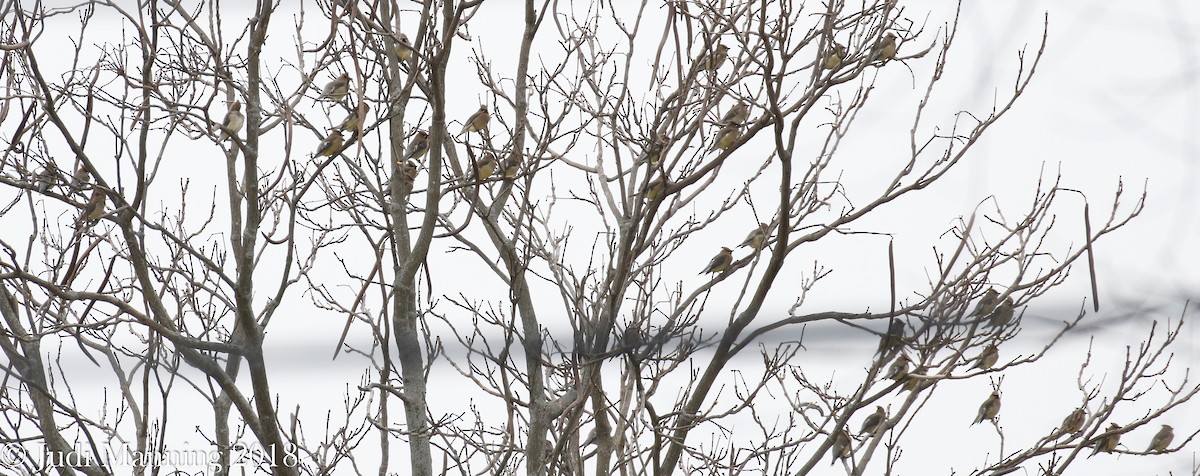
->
[0, 1, 1193, 476]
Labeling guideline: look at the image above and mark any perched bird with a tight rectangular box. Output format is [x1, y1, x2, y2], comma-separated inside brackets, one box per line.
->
[903, 367, 928, 392]
[719, 102, 749, 126]
[1147, 424, 1173, 453]
[638, 135, 668, 166]
[1054, 408, 1086, 439]
[398, 159, 420, 195]
[405, 130, 430, 160]
[886, 353, 910, 381]
[859, 406, 886, 435]
[700, 247, 733, 275]
[315, 131, 344, 157]
[876, 318, 905, 357]
[337, 103, 369, 133]
[711, 123, 741, 151]
[70, 164, 90, 191]
[219, 100, 244, 141]
[639, 176, 667, 202]
[461, 105, 490, 135]
[873, 33, 897, 62]
[822, 43, 847, 70]
[970, 289, 1000, 317]
[33, 162, 60, 193]
[471, 153, 498, 182]
[696, 43, 729, 72]
[83, 188, 106, 221]
[1089, 423, 1121, 456]
[973, 391, 1001, 425]
[739, 223, 769, 250]
[830, 429, 852, 465]
[395, 34, 414, 61]
[988, 297, 1015, 328]
[319, 73, 351, 102]
[502, 152, 522, 178]
[972, 344, 999, 370]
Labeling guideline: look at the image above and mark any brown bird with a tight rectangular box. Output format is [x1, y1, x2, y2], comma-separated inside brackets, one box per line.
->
[395, 34, 414, 61]
[822, 43, 847, 70]
[1146, 424, 1173, 453]
[337, 104, 369, 133]
[83, 188, 106, 221]
[829, 429, 852, 465]
[33, 162, 60, 193]
[700, 247, 733, 275]
[1089, 423, 1121, 456]
[1054, 408, 1086, 439]
[461, 105, 490, 135]
[697, 43, 729, 72]
[970, 289, 1000, 317]
[502, 152, 522, 178]
[719, 102, 749, 126]
[887, 353, 910, 381]
[903, 367, 928, 392]
[638, 135, 668, 166]
[319, 73, 351, 101]
[859, 406, 886, 435]
[711, 123, 741, 151]
[988, 297, 1015, 328]
[219, 100, 244, 141]
[70, 164, 90, 191]
[315, 131, 344, 157]
[873, 33, 897, 63]
[739, 224, 769, 249]
[471, 153, 498, 182]
[405, 130, 430, 160]
[877, 318, 905, 357]
[639, 176, 667, 202]
[397, 159, 420, 195]
[973, 391, 1001, 425]
[972, 344, 999, 370]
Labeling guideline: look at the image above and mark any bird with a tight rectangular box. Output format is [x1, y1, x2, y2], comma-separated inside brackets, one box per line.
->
[973, 391, 1001, 425]
[502, 152, 522, 178]
[719, 102, 749, 126]
[822, 43, 847, 70]
[1054, 408, 1086, 439]
[1146, 424, 1173, 453]
[315, 131, 344, 157]
[970, 289, 1000, 317]
[1089, 423, 1121, 456]
[903, 367, 928, 392]
[886, 353, 910, 381]
[395, 34, 414, 61]
[739, 224, 769, 250]
[70, 164, 90, 191]
[988, 297, 1015, 328]
[830, 429, 852, 465]
[638, 135, 668, 166]
[319, 73, 351, 102]
[877, 318, 905, 357]
[337, 104, 369, 133]
[33, 162, 60, 193]
[405, 130, 430, 160]
[471, 153, 498, 182]
[83, 188, 106, 222]
[696, 43, 729, 72]
[711, 123, 741, 151]
[859, 406, 886, 435]
[700, 247, 733, 275]
[219, 100, 244, 141]
[461, 105, 490, 135]
[972, 344, 999, 370]
[873, 32, 897, 62]
[397, 159, 420, 195]
[639, 176, 667, 202]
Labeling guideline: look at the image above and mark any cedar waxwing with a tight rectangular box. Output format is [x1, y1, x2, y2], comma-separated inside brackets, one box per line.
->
[1147, 424, 1173, 453]
[711, 123, 741, 151]
[830, 429, 852, 465]
[972, 343, 999, 370]
[639, 176, 667, 201]
[970, 289, 1000, 317]
[859, 406, 886, 435]
[739, 224, 769, 249]
[697, 43, 729, 72]
[502, 152, 522, 178]
[398, 159, 420, 195]
[33, 162, 60, 193]
[395, 34, 414, 61]
[877, 318, 905, 357]
[337, 104, 369, 133]
[405, 130, 430, 160]
[461, 105, 490, 135]
[70, 165, 90, 191]
[638, 135, 668, 166]
[873, 33, 897, 62]
[471, 153, 498, 182]
[219, 100, 244, 141]
[319, 73, 351, 101]
[887, 353, 910, 381]
[700, 247, 733, 275]
[1090, 423, 1121, 456]
[315, 131, 344, 157]
[719, 102, 749, 126]
[903, 367, 928, 392]
[973, 391, 1001, 425]
[988, 297, 1015, 328]
[83, 188, 106, 221]
[1054, 408, 1086, 438]
[822, 43, 847, 70]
